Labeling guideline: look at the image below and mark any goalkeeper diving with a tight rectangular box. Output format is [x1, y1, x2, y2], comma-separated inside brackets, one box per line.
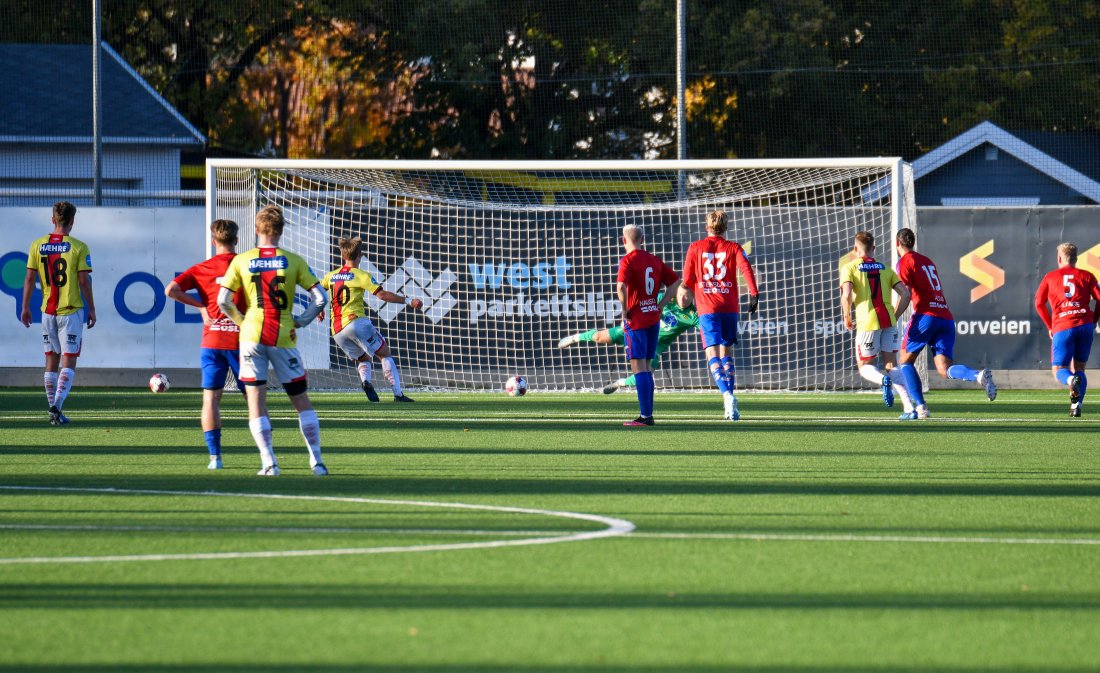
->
[558, 291, 699, 393]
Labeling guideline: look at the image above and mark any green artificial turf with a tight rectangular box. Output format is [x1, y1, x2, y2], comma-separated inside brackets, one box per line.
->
[0, 387, 1097, 672]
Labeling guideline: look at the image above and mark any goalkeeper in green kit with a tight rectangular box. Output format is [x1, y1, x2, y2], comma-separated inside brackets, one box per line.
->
[558, 292, 700, 394]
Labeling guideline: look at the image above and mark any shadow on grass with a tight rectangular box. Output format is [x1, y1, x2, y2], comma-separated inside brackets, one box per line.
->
[2, 584, 1099, 613]
[0, 666, 1096, 673]
[1, 474, 1098, 499]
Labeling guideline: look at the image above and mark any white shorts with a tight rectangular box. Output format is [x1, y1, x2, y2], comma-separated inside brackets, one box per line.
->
[42, 312, 84, 356]
[239, 342, 307, 385]
[333, 319, 386, 361]
[855, 326, 899, 361]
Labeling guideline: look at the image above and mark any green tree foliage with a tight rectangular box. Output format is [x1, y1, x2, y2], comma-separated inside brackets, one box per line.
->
[3, 0, 1099, 160]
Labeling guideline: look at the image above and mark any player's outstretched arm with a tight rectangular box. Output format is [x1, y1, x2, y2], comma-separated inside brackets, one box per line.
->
[376, 289, 423, 310]
[658, 280, 681, 311]
[294, 284, 329, 328]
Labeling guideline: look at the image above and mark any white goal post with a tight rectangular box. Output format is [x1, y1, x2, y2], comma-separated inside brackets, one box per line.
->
[206, 158, 919, 392]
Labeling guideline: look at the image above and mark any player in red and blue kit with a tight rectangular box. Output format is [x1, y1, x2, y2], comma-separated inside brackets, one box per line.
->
[894, 228, 997, 420]
[678, 210, 758, 421]
[166, 219, 247, 469]
[616, 224, 679, 427]
[1034, 242, 1100, 417]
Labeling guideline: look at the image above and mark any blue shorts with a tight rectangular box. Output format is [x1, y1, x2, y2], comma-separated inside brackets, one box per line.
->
[902, 313, 956, 359]
[624, 324, 659, 361]
[1051, 324, 1095, 367]
[200, 348, 241, 390]
[699, 312, 740, 349]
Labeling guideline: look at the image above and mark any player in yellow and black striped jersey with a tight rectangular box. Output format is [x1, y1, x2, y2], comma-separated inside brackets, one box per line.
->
[838, 231, 913, 414]
[321, 236, 423, 403]
[20, 201, 97, 426]
[218, 205, 329, 477]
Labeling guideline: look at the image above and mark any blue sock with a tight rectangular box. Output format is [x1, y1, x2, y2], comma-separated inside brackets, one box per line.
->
[635, 371, 655, 418]
[708, 357, 730, 394]
[204, 429, 221, 457]
[899, 363, 926, 406]
[947, 364, 980, 382]
[721, 356, 735, 389]
[1079, 371, 1088, 402]
[1056, 368, 1073, 386]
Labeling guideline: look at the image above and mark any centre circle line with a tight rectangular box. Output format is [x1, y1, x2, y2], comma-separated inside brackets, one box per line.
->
[0, 485, 636, 565]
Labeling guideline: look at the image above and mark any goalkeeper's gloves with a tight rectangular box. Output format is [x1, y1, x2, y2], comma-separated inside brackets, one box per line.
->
[746, 294, 759, 315]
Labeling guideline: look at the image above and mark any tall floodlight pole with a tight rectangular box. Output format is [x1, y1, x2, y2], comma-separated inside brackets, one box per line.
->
[92, 0, 104, 205]
[675, 0, 687, 198]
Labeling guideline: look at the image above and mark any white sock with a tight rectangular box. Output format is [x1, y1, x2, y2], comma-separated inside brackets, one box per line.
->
[858, 364, 884, 386]
[383, 357, 403, 396]
[893, 382, 914, 413]
[357, 361, 373, 383]
[54, 368, 75, 410]
[248, 416, 277, 468]
[298, 408, 322, 466]
[44, 371, 58, 408]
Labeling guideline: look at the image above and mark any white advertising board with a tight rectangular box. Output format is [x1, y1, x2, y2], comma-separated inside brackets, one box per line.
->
[0, 207, 330, 370]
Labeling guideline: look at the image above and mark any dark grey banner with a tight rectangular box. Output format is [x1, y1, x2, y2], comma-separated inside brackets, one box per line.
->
[916, 207, 1100, 370]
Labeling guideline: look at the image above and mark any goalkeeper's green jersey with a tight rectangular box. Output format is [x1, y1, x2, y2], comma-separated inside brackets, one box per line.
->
[657, 300, 699, 340]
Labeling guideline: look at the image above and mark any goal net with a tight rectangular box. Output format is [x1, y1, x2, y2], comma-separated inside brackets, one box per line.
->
[207, 159, 918, 392]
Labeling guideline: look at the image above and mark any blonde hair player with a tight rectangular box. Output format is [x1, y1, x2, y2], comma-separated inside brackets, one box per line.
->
[1034, 242, 1100, 417]
[677, 210, 758, 421]
[218, 205, 330, 476]
[838, 231, 914, 414]
[321, 236, 423, 403]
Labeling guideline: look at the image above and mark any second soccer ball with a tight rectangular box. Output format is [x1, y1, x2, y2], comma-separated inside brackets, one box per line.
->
[149, 373, 171, 393]
[504, 375, 528, 397]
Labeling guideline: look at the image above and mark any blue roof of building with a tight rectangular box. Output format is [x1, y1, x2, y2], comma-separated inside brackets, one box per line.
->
[0, 42, 204, 145]
[1010, 130, 1100, 185]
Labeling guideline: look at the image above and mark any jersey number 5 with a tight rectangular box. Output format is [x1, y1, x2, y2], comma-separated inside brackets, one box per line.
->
[251, 274, 289, 310]
[1063, 274, 1076, 299]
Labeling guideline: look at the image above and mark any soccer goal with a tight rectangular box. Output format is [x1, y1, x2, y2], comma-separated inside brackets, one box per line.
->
[206, 158, 918, 392]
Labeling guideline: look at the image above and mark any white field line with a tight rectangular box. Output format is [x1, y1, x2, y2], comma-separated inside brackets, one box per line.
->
[0, 486, 634, 565]
[629, 531, 1100, 546]
[0, 523, 573, 537]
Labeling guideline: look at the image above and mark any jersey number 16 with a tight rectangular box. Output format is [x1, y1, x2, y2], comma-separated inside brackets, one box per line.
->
[251, 274, 289, 310]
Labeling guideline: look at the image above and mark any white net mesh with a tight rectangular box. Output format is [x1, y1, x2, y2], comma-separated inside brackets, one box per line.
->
[210, 160, 918, 392]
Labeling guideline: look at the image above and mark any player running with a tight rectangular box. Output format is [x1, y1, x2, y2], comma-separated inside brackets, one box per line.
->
[321, 236, 423, 403]
[678, 210, 758, 421]
[20, 201, 96, 426]
[838, 231, 914, 414]
[1034, 242, 1100, 417]
[893, 228, 997, 420]
[165, 219, 247, 469]
[558, 291, 699, 394]
[217, 205, 329, 476]
[616, 224, 680, 426]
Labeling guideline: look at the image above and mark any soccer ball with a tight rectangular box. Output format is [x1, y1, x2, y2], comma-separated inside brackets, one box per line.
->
[504, 375, 528, 397]
[149, 373, 171, 393]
